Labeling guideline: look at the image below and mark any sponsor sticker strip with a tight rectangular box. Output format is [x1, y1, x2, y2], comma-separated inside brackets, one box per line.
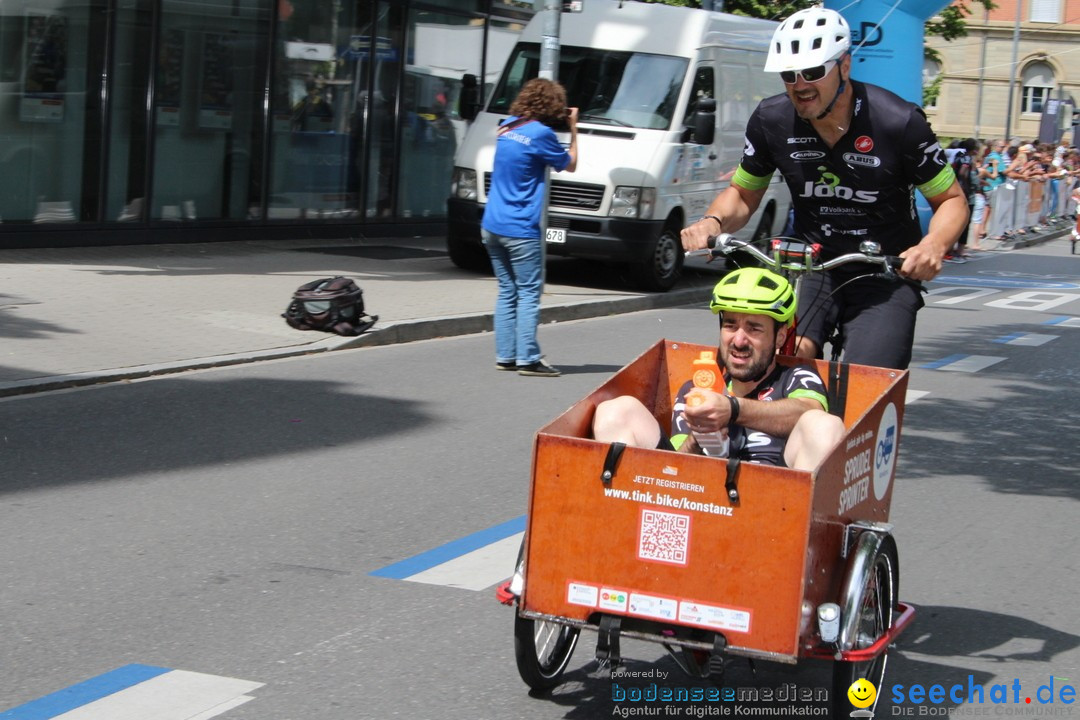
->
[565, 581, 752, 633]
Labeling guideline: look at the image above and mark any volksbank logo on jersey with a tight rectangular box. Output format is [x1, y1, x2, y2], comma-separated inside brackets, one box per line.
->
[842, 152, 881, 167]
[791, 150, 827, 161]
[800, 167, 878, 203]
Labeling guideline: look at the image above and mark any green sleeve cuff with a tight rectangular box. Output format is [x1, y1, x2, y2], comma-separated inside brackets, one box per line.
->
[917, 165, 956, 199]
[789, 389, 828, 412]
[732, 165, 773, 191]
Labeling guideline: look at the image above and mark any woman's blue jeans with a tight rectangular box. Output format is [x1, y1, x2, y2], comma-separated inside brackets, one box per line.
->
[482, 229, 543, 365]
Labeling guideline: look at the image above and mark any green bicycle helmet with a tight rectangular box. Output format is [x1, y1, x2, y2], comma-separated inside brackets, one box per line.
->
[709, 268, 796, 323]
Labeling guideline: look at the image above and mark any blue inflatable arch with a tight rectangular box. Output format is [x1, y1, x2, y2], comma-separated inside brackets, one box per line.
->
[826, 0, 954, 232]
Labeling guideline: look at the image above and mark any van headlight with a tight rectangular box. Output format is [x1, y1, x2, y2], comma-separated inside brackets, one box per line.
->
[609, 186, 655, 220]
[452, 167, 478, 201]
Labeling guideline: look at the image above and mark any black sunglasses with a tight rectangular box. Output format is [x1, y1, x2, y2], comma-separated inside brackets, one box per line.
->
[780, 60, 837, 85]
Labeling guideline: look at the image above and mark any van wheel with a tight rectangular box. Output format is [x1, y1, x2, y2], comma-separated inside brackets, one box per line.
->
[632, 227, 683, 292]
[447, 233, 492, 273]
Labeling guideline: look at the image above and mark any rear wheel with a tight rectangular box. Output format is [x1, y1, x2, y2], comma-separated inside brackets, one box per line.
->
[632, 227, 683, 292]
[513, 613, 580, 691]
[832, 540, 898, 715]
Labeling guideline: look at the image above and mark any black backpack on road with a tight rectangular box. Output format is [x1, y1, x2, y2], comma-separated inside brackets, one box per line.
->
[283, 276, 377, 337]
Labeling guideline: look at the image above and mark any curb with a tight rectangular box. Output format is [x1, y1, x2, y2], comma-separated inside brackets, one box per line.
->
[0, 281, 713, 399]
[993, 225, 1072, 250]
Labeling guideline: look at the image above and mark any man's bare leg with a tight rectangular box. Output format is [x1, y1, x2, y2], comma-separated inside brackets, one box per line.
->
[593, 396, 662, 448]
[783, 409, 845, 471]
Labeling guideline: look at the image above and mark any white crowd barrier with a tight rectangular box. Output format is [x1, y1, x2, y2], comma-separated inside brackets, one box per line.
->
[983, 175, 1078, 239]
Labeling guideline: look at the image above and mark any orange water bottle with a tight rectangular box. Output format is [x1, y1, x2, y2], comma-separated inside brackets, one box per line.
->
[687, 352, 729, 458]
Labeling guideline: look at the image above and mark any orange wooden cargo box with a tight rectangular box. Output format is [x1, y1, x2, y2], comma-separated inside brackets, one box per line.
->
[519, 339, 908, 663]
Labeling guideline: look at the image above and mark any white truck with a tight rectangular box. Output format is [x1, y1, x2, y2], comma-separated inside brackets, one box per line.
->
[446, 0, 790, 291]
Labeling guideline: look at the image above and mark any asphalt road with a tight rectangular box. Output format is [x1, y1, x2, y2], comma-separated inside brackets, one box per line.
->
[1, 239, 1078, 720]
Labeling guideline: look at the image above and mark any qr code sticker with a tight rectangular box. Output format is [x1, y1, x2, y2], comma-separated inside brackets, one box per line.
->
[638, 509, 691, 565]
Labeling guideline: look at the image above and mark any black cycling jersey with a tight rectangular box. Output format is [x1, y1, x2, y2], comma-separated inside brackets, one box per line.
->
[670, 363, 828, 467]
[733, 80, 954, 260]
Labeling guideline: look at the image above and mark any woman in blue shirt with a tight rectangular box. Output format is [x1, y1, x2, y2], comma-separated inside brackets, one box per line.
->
[481, 78, 579, 377]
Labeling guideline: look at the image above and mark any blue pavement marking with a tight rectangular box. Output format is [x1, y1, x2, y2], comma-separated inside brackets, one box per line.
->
[920, 354, 970, 370]
[1044, 316, 1080, 327]
[991, 333, 1058, 346]
[919, 355, 1007, 372]
[931, 277, 1080, 290]
[370, 515, 526, 580]
[0, 664, 169, 719]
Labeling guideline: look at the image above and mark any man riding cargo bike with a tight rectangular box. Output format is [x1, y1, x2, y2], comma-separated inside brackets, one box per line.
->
[681, 5, 968, 370]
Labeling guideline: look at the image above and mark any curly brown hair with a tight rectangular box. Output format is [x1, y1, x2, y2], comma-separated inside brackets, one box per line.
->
[509, 78, 568, 127]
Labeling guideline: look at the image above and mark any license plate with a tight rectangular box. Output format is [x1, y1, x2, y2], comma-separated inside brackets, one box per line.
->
[545, 228, 566, 244]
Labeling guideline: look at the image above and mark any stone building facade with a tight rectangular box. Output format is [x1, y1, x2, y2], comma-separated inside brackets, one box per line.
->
[923, 0, 1079, 143]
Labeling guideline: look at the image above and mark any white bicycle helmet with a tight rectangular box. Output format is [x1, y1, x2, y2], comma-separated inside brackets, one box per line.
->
[765, 6, 851, 73]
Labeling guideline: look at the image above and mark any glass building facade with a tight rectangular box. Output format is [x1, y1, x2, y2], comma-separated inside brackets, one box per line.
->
[0, 0, 531, 248]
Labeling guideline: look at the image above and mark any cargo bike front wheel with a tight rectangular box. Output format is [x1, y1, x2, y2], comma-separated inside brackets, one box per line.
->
[831, 533, 899, 715]
[505, 542, 582, 691]
[513, 614, 581, 691]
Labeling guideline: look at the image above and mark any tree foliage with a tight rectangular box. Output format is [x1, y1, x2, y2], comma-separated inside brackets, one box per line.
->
[925, 0, 996, 41]
[923, 72, 944, 107]
[714, 0, 807, 21]
[638, 0, 997, 41]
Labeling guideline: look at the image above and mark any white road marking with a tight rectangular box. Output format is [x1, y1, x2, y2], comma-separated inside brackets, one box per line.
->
[52, 670, 262, 720]
[403, 532, 523, 591]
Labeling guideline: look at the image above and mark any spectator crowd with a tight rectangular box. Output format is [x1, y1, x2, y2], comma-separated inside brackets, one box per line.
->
[946, 138, 1079, 259]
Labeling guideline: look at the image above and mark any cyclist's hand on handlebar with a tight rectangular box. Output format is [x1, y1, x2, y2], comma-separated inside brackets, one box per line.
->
[681, 218, 720, 252]
[898, 241, 945, 281]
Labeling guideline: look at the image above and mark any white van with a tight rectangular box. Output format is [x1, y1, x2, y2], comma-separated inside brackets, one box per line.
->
[447, 0, 790, 291]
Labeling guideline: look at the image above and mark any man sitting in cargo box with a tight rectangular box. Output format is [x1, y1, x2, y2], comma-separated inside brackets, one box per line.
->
[592, 269, 844, 471]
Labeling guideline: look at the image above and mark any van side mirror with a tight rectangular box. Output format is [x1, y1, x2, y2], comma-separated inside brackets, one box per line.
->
[691, 97, 716, 145]
[460, 73, 481, 122]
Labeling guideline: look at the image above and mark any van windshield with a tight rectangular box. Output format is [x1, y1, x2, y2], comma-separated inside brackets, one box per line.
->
[488, 43, 688, 130]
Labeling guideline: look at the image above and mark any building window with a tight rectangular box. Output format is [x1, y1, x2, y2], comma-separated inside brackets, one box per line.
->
[397, 11, 482, 219]
[0, 3, 99, 223]
[922, 58, 942, 108]
[267, 0, 401, 221]
[1021, 62, 1054, 113]
[149, 1, 270, 222]
[1029, 0, 1061, 23]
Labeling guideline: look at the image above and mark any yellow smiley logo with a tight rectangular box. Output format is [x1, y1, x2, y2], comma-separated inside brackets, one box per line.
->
[847, 678, 877, 709]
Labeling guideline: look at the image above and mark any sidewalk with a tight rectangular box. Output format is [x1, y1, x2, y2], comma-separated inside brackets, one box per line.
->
[0, 236, 725, 397]
[2, 226, 1069, 399]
